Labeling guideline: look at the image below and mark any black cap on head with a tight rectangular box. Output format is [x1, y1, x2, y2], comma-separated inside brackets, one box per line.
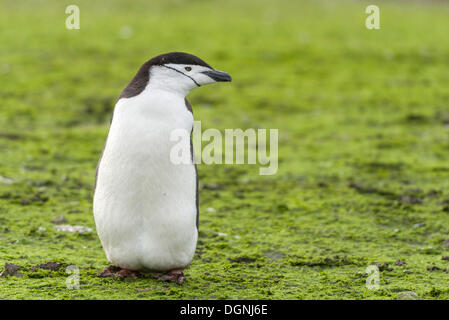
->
[148, 52, 213, 69]
[119, 52, 213, 99]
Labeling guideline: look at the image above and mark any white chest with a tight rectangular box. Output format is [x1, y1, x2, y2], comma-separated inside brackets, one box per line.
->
[93, 89, 198, 271]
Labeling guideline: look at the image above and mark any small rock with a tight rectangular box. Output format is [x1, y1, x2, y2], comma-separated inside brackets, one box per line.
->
[445, 239, 449, 248]
[442, 256, 449, 261]
[5, 263, 20, 274]
[397, 291, 419, 300]
[202, 183, 223, 190]
[55, 225, 92, 233]
[206, 207, 216, 213]
[427, 265, 441, 271]
[51, 216, 68, 225]
[375, 262, 393, 271]
[1, 263, 22, 277]
[217, 232, 228, 237]
[228, 257, 257, 264]
[395, 259, 406, 266]
[413, 222, 425, 228]
[399, 195, 422, 205]
[31, 262, 64, 272]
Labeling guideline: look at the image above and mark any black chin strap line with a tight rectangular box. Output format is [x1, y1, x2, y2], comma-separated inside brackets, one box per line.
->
[163, 65, 201, 87]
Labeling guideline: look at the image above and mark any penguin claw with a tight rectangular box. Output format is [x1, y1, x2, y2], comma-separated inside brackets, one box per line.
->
[99, 266, 185, 283]
[98, 265, 140, 278]
[116, 269, 140, 278]
[98, 265, 120, 277]
[152, 269, 185, 284]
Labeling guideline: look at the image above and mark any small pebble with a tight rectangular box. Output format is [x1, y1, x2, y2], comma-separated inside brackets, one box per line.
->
[395, 259, 406, 266]
[55, 225, 92, 233]
[427, 265, 441, 271]
[413, 223, 425, 228]
[51, 216, 68, 225]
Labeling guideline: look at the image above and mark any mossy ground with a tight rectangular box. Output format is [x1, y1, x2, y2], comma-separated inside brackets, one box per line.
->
[1, 0, 449, 299]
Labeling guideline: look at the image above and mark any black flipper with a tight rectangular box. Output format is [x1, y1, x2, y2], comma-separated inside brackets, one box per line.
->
[185, 98, 199, 230]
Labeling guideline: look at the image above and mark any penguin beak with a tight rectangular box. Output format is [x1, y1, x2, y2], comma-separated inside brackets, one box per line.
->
[201, 70, 232, 82]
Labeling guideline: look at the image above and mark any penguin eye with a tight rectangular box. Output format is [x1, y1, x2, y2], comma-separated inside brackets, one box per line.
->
[185, 66, 192, 72]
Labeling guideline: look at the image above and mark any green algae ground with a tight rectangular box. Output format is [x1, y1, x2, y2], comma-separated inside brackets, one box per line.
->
[1, 0, 449, 299]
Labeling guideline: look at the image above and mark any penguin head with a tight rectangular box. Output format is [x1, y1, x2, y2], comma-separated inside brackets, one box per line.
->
[119, 52, 231, 99]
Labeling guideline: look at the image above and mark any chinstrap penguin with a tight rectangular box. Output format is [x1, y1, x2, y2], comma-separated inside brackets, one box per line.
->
[93, 52, 231, 283]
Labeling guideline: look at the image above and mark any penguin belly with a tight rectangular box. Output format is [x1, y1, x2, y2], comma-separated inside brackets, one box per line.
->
[93, 93, 198, 271]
